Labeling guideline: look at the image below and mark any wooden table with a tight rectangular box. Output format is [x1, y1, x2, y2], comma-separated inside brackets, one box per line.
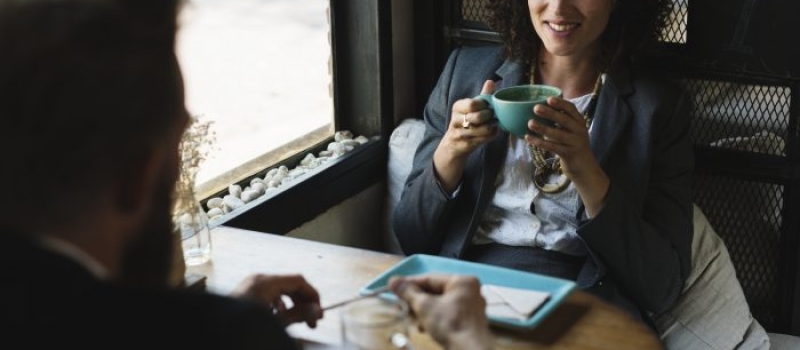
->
[188, 226, 663, 350]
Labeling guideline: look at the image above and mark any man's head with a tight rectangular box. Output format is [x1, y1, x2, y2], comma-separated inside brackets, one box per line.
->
[0, 0, 187, 285]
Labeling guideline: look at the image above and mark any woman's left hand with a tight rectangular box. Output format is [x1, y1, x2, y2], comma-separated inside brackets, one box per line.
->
[527, 96, 597, 179]
[527, 97, 610, 217]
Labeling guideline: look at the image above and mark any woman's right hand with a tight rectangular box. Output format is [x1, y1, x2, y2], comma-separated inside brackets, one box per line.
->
[432, 80, 498, 192]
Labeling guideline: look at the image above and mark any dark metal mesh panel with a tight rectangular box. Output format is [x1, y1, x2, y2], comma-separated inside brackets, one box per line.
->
[457, 0, 687, 44]
[693, 175, 783, 330]
[681, 79, 791, 156]
[461, 0, 488, 25]
[660, 0, 688, 43]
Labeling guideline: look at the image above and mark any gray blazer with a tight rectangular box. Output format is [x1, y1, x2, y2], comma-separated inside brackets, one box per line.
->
[393, 45, 694, 321]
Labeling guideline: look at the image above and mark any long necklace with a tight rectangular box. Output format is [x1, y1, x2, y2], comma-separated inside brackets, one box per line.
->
[529, 64, 604, 193]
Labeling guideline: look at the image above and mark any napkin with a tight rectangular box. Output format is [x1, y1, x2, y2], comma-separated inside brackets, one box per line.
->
[481, 284, 550, 321]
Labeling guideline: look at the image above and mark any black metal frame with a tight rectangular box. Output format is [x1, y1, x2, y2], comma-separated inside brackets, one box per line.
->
[205, 0, 394, 235]
[330, 0, 394, 139]
[789, 81, 800, 333]
[220, 140, 386, 233]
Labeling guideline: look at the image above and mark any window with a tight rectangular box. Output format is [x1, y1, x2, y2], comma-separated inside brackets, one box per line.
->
[177, 0, 333, 196]
[179, 0, 393, 233]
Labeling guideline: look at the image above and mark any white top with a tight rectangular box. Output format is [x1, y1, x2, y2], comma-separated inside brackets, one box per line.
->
[471, 94, 593, 256]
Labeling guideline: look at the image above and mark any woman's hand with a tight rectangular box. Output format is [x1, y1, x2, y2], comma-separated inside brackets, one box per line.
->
[390, 274, 493, 350]
[528, 97, 610, 216]
[433, 80, 499, 193]
[232, 274, 323, 328]
[527, 97, 596, 177]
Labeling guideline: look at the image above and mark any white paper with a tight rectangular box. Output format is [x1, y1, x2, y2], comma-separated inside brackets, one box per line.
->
[481, 284, 550, 321]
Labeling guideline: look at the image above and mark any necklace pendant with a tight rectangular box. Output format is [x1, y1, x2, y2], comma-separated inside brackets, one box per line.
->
[550, 161, 561, 172]
[533, 159, 571, 193]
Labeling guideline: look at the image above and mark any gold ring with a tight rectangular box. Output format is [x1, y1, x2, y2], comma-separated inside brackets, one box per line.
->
[461, 112, 471, 129]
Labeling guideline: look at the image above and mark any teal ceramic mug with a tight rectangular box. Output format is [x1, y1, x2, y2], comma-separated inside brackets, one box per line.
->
[474, 84, 562, 138]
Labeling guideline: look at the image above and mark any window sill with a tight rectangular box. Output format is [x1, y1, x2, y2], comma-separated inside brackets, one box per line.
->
[205, 137, 386, 234]
[195, 124, 333, 201]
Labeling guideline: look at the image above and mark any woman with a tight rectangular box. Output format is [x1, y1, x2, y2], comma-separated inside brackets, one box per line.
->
[393, 0, 693, 325]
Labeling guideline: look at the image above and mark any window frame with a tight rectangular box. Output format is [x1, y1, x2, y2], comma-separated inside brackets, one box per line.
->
[202, 0, 394, 234]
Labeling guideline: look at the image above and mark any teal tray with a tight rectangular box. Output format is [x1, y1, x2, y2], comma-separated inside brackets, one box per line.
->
[361, 254, 576, 330]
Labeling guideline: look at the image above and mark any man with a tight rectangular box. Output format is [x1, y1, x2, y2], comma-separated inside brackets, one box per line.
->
[0, 0, 492, 348]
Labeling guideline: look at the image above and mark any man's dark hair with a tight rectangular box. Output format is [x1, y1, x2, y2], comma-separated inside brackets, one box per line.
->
[0, 0, 183, 231]
[485, 0, 671, 72]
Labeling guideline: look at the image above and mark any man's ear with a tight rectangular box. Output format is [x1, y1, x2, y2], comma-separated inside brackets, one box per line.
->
[114, 148, 167, 216]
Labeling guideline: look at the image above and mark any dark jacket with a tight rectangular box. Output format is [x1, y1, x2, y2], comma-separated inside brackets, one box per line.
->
[1, 233, 300, 349]
[393, 45, 694, 322]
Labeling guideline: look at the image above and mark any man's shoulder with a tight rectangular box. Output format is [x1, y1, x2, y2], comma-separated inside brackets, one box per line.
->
[5, 284, 299, 349]
[136, 289, 298, 348]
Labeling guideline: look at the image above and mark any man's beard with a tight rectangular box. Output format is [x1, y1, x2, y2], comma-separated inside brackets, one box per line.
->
[118, 173, 176, 289]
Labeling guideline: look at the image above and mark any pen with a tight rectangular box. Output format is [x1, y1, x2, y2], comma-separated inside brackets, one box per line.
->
[322, 286, 393, 311]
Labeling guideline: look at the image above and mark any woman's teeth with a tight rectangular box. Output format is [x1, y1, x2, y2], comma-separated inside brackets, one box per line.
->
[548, 23, 578, 32]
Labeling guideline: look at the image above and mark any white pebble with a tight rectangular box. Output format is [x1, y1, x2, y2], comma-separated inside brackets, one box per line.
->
[288, 168, 307, 178]
[344, 145, 355, 152]
[179, 213, 194, 226]
[300, 153, 316, 167]
[341, 139, 360, 148]
[281, 177, 294, 185]
[207, 207, 224, 218]
[311, 157, 329, 168]
[335, 130, 353, 141]
[228, 184, 242, 199]
[278, 165, 289, 174]
[206, 197, 223, 209]
[251, 182, 266, 195]
[250, 177, 264, 185]
[319, 150, 333, 157]
[327, 142, 344, 153]
[267, 168, 278, 177]
[355, 135, 369, 144]
[223, 195, 245, 211]
[241, 190, 260, 203]
[267, 180, 280, 188]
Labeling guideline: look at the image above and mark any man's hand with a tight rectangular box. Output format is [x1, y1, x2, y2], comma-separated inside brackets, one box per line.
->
[232, 274, 323, 328]
[390, 274, 493, 350]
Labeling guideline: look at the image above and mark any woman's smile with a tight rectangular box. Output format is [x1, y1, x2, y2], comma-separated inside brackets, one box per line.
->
[545, 20, 580, 37]
[547, 22, 578, 32]
[529, 0, 613, 57]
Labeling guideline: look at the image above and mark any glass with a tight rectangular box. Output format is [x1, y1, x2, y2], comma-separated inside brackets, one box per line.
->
[176, 0, 334, 188]
[176, 205, 212, 266]
[340, 297, 410, 350]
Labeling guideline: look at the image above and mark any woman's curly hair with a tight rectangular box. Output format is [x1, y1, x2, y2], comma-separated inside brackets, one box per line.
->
[485, 0, 672, 72]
